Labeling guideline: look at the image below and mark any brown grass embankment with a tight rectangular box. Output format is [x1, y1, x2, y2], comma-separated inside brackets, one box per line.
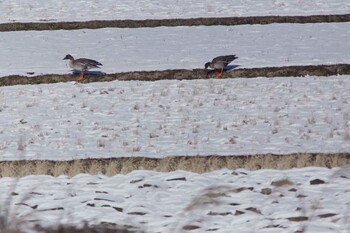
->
[0, 14, 349, 31]
[0, 224, 139, 233]
[0, 153, 349, 177]
[1, 64, 350, 87]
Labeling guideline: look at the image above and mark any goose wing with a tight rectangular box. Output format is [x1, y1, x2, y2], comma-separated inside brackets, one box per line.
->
[75, 58, 103, 69]
[212, 55, 238, 67]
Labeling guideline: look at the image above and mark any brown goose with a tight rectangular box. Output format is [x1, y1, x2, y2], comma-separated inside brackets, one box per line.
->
[63, 54, 102, 81]
[205, 55, 238, 77]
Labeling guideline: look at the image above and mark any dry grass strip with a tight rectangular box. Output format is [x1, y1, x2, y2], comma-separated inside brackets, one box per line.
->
[1, 14, 350, 31]
[2, 224, 139, 233]
[1, 64, 350, 87]
[0, 153, 348, 177]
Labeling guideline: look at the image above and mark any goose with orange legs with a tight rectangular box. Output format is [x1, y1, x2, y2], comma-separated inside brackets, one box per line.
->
[63, 54, 102, 81]
[205, 55, 238, 78]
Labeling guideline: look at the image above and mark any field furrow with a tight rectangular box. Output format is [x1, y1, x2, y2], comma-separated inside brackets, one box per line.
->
[1, 14, 350, 31]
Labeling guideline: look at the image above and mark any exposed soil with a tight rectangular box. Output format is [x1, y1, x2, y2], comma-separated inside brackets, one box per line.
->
[0, 153, 348, 177]
[1, 64, 350, 87]
[0, 14, 349, 31]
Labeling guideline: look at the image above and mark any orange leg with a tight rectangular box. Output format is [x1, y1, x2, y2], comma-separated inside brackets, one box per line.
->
[76, 71, 84, 81]
[215, 68, 224, 78]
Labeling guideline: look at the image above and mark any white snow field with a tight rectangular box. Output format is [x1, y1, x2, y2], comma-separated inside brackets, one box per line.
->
[1, 168, 349, 232]
[0, 76, 349, 161]
[1, 1, 350, 232]
[0, 0, 349, 23]
[0, 23, 350, 77]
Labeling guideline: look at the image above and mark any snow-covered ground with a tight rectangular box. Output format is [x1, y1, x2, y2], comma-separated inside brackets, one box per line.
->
[1, 1, 349, 232]
[1, 23, 349, 77]
[0, 76, 349, 161]
[1, 168, 349, 232]
[0, 0, 349, 23]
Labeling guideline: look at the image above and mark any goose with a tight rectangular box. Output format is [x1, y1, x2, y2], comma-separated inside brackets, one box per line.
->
[63, 54, 102, 81]
[205, 55, 238, 77]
